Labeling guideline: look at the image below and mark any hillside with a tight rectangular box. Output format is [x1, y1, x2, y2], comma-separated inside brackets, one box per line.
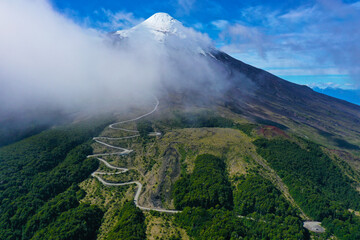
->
[78, 103, 360, 239]
[1, 12, 360, 240]
[216, 51, 360, 153]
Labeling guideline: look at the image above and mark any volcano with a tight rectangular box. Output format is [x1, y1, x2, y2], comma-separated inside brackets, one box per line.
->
[2, 11, 360, 240]
[111, 12, 360, 152]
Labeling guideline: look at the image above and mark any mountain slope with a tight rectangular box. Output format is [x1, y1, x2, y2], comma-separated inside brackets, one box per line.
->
[2, 12, 360, 240]
[215, 51, 360, 151]
[112, 12, 360, 153]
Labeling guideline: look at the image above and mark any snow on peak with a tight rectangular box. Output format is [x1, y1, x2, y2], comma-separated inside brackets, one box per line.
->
[141, 12, 178, 33]
[113, 12, 185, 42]
[112, 12, 214, 56]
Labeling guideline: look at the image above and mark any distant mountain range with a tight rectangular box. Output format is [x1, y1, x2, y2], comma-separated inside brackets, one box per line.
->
[313, 87, 360, 106]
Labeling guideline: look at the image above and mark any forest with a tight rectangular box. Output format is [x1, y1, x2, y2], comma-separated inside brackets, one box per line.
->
[254, 138, 360, 239]
[234, 174, 299, 218]
[173, 154, 307, 239]
[2, 109, 360, 239]
[107, 201, 146, 240]
[136, 120, 154, 138]
[0, 118, 110, 239]
[173, 154, 233, 210]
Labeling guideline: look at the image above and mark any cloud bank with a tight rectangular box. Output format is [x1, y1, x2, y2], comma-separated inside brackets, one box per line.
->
[0, 0, 227, 119]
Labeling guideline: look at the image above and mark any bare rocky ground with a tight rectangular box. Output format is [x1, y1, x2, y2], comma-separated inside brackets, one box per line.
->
[303, 221, 326, 233]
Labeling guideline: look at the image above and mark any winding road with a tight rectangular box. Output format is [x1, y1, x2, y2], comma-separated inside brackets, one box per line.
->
[86, 98, 321, 233]
[87, 98, 180, 214]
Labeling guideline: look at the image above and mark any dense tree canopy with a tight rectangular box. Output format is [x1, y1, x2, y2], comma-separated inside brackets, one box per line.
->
[173, 154, 233, 210]
[173, 153, 306, 239]
[31, 204, 103, 240]
[136, 120, 154, 138]
[0, 119, 110, 239]
[174, 174, 306, 240]
[234, 174, 298, 218]
[107, 201, 146, 240]
[254, 138, 360, 239]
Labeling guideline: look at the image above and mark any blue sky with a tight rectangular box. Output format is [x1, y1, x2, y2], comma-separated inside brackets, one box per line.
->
[50, 0, 360, 89]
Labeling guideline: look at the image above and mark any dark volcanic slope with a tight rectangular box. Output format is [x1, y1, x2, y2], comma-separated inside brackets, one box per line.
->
[215, 52, 360, 149]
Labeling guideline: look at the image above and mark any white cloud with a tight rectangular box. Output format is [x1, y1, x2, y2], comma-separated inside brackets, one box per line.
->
[0, 0, 230, 117]
[211, 20, 229, 30]
[99, 9, 144, 30]
[217, 1, 360, 88]
[192, 22, 204, 30]
[307, 82, 344, 89]
[279, 6, 317, 21]
[177, 0, 196, 14]
[219, 23, 271, 59]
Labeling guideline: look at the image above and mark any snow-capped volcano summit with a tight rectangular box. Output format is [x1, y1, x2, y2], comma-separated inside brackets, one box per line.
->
[112, 12, 212, 52]
[113, 12, 186, 42]
[141, 12, 180, 34]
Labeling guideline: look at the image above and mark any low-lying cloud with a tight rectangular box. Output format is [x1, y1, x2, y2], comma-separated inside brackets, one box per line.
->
[0, 0, 228, 119]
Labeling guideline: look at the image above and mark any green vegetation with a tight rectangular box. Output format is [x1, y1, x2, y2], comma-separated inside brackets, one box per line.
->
[173, 154, 233, 210]
[333, 138, 360, 150]
[136, 120, 154, 138]
[23, 185, 85, 239]
[106, 201, 146, 240]
[155, 110, 260, 139]
[5, 105, 359, 240]
[156, 110, 234, 130]
[234, 174, 305, 239]
[175, 207, 246, 239]
[254, 139, 360, 217]
[322, 213, 360, 240]
[0, 123, 48, 147]
[0, 119, 110, 239]
[176, 205, 306, 240]
[174, 171, 306, 239]
[31, 203, 103, 240]
[234, 174, 298, 218]
[254, 138, 360, 239]
[233, 123, 257, 136]
[241, 214, 305, 240]
[0, 111, 65, 147]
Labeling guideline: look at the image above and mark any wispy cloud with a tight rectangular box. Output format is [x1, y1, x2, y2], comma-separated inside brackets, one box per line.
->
[218, 0, 360, 88]
[211, 20, 229, 30]
[176, 0, 223, 17]
[219, 23, 272, 59]
[97, 9, 144, 31]
[279, 6, 317, 21]
[177, 0, 197, 14]
[307, 82, 346, 89]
